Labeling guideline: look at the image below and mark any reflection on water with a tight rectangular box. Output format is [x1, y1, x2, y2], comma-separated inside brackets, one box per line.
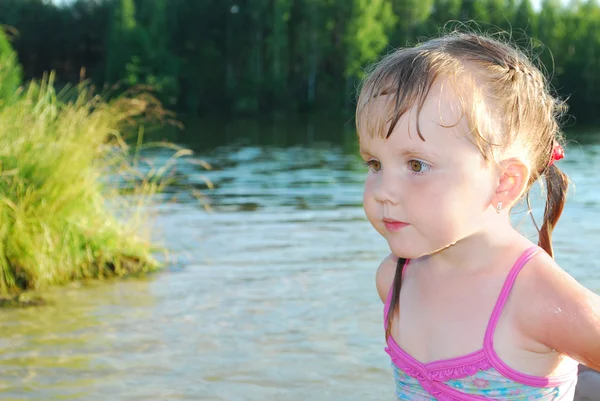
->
[1, 117, 599, 400]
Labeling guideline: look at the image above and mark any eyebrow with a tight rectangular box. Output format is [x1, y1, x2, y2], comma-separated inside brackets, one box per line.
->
[359, 146, 439, 159]
[397, 147, 439, 159]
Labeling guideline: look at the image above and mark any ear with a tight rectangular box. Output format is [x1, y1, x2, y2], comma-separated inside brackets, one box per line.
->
[494, 158, 530, 209]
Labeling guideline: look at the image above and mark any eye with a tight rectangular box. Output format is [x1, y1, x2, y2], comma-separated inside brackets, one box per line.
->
[408, 160, 431, 175]
[365, 159, 381, 172]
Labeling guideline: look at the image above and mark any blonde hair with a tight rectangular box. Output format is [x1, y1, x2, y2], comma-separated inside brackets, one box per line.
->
[355, 32, 569, 341]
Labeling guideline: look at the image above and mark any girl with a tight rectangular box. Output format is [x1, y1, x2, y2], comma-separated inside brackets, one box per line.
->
[356, 32, 600, 400]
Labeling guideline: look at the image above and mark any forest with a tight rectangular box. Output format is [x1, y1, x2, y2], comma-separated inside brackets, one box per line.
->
[1, 0, 599, 122]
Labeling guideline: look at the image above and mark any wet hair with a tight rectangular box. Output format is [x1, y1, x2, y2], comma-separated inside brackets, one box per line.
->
[355, 32, 569, 341]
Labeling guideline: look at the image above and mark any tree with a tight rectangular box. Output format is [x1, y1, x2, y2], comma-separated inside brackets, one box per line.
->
[345, 0, 396, 80]
[537, 0, 566, 78]
[105, 0, 139, 85]
[428, 0, 462, 34]
[513, 0, 537, 38]
[556, 0, 600, 121]
[459, 0, 489, 22]
[486, 0, 511, 28]
[105, 0, 179, 106]
[3, 0, 600, 122]
[390, 0, 431, 46]
[135, 0, 180, 106]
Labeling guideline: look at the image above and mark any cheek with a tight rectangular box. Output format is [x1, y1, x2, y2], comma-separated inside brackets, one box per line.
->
[436, 170, 494, 219]
[362, 173, 379, 199]
[362, 178, 382, 227]
[362, 178, 376, 213]
[461, 169, 496, 208]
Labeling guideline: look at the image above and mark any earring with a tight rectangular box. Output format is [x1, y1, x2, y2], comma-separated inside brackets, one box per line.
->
[496, 201, 503, 214]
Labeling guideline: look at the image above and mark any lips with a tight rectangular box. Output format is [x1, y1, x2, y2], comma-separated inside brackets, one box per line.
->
[383, 218, 409, 232]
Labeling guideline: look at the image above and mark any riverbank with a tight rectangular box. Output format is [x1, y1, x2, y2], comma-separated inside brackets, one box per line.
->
[0, 75, 187, 305]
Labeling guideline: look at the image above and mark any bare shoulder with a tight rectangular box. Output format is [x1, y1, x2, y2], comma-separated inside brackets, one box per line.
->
[514, 250, 600, 370]
[376, 253, 398, 303]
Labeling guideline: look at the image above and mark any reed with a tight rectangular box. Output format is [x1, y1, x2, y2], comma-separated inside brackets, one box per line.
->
[0, 73, 187, 303]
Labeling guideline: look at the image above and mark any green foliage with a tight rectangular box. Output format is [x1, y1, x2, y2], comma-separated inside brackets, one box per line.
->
[0, 27, 22, 104]
[428, 0, 462, 35]
[0, 73, 187, 299]
[105, 0, 137, 84]
[345, 0, 396, 79]
[390, 0, 432, 45]
[105, 0, 179, 106]
[514, 0, 538, 38]
[486, 0, 512, 28]
[537, 0, 566, 76]
[559, 0, 600, 118]
[460, 0, 490, 22]
[4, 0, 600, 122]
[431, 0, 462, 27]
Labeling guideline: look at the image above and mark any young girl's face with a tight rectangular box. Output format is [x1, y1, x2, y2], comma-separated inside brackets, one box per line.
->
[359, 80, 498, 259]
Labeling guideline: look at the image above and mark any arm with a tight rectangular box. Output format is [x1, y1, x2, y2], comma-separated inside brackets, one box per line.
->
[376, 253, 398, 303]
[517, 253, 600, 371]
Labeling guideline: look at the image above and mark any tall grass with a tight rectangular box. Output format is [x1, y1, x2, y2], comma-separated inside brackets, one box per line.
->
[0, 74, 186, 302]
[0, 26, 22, 104]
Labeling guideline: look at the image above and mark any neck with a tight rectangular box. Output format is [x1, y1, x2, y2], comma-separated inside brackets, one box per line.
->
[422, 224, 527, 272]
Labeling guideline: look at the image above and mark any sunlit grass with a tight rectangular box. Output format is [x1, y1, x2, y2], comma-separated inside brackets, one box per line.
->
[0, 73, 190, 303]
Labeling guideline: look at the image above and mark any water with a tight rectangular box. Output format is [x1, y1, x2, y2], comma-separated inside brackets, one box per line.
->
[1, 117, 599, 401]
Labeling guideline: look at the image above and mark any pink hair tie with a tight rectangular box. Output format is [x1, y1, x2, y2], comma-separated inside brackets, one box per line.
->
[549, 143, 565, 166]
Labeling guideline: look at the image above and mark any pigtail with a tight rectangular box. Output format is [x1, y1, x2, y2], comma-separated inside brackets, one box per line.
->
[538, 164, 569, 258]
[385, 257, 407, 342]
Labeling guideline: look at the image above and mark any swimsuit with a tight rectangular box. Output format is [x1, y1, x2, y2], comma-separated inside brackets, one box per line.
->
[383, 246, 579, 400]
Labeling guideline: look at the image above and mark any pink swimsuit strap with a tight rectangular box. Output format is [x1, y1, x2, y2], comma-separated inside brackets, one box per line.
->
[383, 246, 578, 388]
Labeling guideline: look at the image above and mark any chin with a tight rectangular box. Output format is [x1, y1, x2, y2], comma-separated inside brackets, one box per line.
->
[387, 236, 461, 260]
[387, 241, 423, 260]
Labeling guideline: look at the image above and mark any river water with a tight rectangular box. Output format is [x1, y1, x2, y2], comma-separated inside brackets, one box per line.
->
[1, 117, 599, 400]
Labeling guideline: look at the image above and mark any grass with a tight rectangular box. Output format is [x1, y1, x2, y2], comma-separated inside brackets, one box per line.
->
[0, 73, 190, 304]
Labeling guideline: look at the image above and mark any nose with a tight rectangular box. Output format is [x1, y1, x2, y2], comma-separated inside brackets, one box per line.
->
[372, 170, 401, 205]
